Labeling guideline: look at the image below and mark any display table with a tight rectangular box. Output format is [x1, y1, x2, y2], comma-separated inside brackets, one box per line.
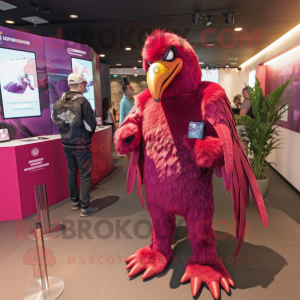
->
[0, 126, 113, 221]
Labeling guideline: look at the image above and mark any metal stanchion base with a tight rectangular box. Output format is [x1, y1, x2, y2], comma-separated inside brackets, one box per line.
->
[29, 224, 66, 240]
[23, 276, 64, 300]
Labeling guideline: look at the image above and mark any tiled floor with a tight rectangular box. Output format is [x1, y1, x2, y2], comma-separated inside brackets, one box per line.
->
[0, 153, 299, 300]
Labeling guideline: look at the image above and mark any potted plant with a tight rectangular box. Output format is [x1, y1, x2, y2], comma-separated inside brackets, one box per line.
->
[238, 77, 292, 198]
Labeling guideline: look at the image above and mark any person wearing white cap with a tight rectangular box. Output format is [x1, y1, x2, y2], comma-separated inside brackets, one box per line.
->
[52, 73, 99, 217]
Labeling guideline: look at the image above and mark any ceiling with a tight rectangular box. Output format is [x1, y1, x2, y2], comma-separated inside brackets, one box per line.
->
[1, 0, 300, 68]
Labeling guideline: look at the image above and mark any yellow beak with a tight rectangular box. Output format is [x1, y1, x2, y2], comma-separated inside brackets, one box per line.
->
[147, 58, 183, 102]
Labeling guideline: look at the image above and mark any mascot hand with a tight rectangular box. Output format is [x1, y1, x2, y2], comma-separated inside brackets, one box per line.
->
[114, 124, 142, 155]
[183, 134, 224, 168]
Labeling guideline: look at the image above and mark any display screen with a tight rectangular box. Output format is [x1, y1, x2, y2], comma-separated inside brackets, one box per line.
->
[0, 128, 10, 142]
[187, 121, 204, 140]
[71, 57, 95, 110]
[96, 117, 102, 126]
[0, 48, 41, 119]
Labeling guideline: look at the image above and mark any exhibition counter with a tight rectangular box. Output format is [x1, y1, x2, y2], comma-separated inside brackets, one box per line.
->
[0, 126, 113, 221]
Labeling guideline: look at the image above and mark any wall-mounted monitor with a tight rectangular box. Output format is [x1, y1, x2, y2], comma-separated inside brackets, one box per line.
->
[70, 57, 95, 110]
[0, 48, 41, 119]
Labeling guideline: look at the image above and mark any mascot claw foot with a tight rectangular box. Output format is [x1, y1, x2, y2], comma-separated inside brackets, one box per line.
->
[180, 263, 234, 299]
[125, 245, 171, 280]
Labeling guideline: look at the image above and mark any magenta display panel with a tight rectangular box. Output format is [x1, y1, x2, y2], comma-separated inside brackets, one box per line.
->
[44, 37, 92, 134]
[0, 26, 51, 139]
[265, 49, 300, 133]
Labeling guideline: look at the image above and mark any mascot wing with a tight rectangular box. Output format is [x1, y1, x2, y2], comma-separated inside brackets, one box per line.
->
[202, 83, 268, 256]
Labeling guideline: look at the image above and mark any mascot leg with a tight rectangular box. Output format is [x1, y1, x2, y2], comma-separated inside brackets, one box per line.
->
[125, 204, 175, 280]
[181, 205, 235, 299]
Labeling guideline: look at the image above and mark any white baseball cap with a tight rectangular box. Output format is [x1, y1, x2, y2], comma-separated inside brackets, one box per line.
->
[68, 73, 87, 84]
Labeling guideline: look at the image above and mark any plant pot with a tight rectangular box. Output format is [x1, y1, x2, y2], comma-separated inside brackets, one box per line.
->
[250, 177, 269, 200]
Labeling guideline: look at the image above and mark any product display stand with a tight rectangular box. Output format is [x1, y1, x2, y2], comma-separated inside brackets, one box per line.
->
[29, 184, 65, 240]
[23, 223, 64, 300]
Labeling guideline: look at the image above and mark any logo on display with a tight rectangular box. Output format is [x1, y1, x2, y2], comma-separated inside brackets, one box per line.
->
[31, 148, 39, 157]
[67, 48, 86, 57]
[57, 111, 75, 123]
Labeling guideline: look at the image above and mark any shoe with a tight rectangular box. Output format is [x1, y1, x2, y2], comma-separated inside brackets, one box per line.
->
[80, 206, 100, 218]
[72, 200, 81, 210]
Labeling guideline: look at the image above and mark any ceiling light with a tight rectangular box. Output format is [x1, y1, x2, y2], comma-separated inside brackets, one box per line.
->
[240, 24, 300, 68]
[133, 67, 137, 69]
[116, 64, 122, 66]
[69, 14, 78, 18]
[225, 64, 229, 68]
[229, 57, 238, 61]
[199, 62, 204, 64]
[235, 28, 242, 31]
[43, 7, 50, 14]
[215, 65, 220, 69]
[264, 45, 300, 65]
[192, 12, 202, 25]
[230, 62, 237, 65]
[138, 60, 142, 63]
[134, 74, 138, 76]
[205, 15, 212, 26]
[0, 1, 17, 11]
[207, 44, 215, 47]
[5, 20, 14, 24]
[22, 16, 48, 25]
[125, 48, 131, 50]
[30, 2, 39, 11]
[99, 54, 105, 57]
[205, 65, 210, 70]
[224, 12, 235, 25]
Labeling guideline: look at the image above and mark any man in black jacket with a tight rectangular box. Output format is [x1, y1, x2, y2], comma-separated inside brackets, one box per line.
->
[52, 73, 98, 217]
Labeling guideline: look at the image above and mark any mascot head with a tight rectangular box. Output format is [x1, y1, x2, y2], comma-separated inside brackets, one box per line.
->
[142, 29, 202, 102]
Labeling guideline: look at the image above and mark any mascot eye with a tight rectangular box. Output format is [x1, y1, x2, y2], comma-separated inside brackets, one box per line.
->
[162, 46, 177, 62]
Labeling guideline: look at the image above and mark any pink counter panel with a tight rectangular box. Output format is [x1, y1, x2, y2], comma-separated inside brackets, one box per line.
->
[0, 126, 113, 221]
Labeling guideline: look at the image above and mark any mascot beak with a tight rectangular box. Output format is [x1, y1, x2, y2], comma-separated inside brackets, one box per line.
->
[147, 57, 183, 102]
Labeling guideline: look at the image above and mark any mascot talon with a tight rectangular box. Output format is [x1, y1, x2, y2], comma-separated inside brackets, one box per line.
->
[125, 245, 171, 280]
[114, 29, 268, 299]
[180, 263, 234, 299]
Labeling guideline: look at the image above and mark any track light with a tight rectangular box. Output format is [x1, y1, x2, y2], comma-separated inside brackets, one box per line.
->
[30, 2, 39, 11]
[205, 65, 210, 70]
[192, 12, 202, 25]
[225, 12, 235, 25]
[215, 65, 219, 70]
[205, 15, 212, 26]
[43, 7, 50, 14]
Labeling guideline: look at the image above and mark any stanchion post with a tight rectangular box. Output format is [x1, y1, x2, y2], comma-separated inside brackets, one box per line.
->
[35, 223, 49, 290]
[35, 184, 51, 235]
[23, 222, 65, 300]
[29, 184, 66, 240]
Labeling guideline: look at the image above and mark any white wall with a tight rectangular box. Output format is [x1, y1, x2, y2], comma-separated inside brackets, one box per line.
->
[218, 69, 249, 105]
[240, 24, 300, 191]
[267, 127, 300, 191]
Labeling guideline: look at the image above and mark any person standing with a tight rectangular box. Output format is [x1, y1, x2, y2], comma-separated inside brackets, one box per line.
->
[239, 87, 254, 153]
[232, 94, 242, 115]
[102, 97, 117, 131]
[240, 87, 254, 118]
[51, 73, 99, 218]
[119, 83, 134, 124]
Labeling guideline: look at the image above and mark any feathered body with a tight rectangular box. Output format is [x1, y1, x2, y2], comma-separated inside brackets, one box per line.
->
[114, 30, 268, 299]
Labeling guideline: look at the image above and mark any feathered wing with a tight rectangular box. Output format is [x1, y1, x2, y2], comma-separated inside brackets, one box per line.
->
[3, 75, 26, 94]
[202, 82, 268, 256]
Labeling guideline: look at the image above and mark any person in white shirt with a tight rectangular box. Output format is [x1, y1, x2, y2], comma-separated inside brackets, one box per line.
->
[102, 97, 117, 131]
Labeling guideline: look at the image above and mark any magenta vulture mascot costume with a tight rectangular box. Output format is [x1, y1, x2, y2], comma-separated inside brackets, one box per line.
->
[114, 30, 268, 299]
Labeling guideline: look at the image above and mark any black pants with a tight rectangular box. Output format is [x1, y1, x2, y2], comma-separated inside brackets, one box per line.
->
[63, 147, 93, 208]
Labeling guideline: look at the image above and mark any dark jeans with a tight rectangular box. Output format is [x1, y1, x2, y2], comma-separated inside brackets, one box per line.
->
[63, 147, 93, 208]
